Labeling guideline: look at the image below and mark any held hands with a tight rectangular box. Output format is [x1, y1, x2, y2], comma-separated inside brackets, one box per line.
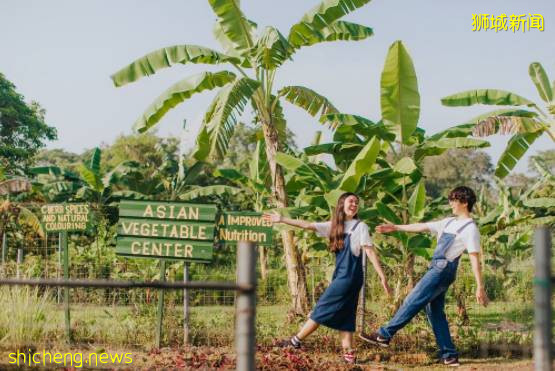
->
[375, 224, 398, 234]
[262, 212, 281, 224]
[476, 286, 489, 307]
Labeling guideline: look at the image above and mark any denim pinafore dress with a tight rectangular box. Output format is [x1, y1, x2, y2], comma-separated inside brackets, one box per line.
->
[310, 220, 363, 332]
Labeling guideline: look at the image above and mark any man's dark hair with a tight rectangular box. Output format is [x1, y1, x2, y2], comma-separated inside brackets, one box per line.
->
[448, 186, 477, 212]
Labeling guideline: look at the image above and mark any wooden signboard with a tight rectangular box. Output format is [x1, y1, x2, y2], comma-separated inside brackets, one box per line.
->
[116, 200, 217, 262]
[40, 203, 91, 232]
[119, 200, 217, 221]
[39, 203, 92, 344]
[217, 212, 273, 245]
[116, 237, 213, 261]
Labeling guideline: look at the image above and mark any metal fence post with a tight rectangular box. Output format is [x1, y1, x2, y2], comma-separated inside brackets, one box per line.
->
[357, 250, 367, 333]
[16, 248, 23, 279]
[1, 233, 6, 265]
[236, 242, 256, 371]
[183, 262, 190, 346]
[534, 226, 552, 371]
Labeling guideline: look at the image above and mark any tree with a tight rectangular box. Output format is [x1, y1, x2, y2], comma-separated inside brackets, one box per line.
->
[422, 149, 494, 198]
[528, 149, 555, 176]
[34, 148, 81, 172]
[111, 0, 376, 314]
[442, 62, 555, 178]
[101, 132, 175, 171]
[0, 73, 57, 173]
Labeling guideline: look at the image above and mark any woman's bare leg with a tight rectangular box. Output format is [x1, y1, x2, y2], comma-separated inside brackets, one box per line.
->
[340, 331, 354, 350]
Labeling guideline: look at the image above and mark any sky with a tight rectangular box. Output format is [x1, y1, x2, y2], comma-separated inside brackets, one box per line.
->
[1, 0, 554, 174]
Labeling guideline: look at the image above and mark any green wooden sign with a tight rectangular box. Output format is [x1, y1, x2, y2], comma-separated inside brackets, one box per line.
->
[119, 200, 217, 221]
[217, 212, 273, 245]
[116, 237, 213, 261]
[116, 200, 217, 262]
[118, 218, 215, 241]
[40, 203, 91, 232]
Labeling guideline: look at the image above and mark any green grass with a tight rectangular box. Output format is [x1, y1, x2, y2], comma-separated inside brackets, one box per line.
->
[0, 294, 541, 356]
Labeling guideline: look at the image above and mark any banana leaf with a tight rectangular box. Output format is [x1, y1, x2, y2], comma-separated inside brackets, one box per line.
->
[278, 85, 339, 124]
[289, 20, 373, 48]
[208, 0, 255, 56]
[495, 131, 543, 178]
[380, 41, 420, 144]
[441, 89, 536, 107]
[134, 71, 236, 133]
[195, 77, 260, 160]
[529, 62, 553, 103]
[288, 0, 371, 47]
[253, 26, 294, 69]
[110, 45, 240, 87]
[337, 137, 381, 192]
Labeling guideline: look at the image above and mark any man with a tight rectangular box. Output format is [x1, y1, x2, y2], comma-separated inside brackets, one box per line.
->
[360, 186, 489, 367]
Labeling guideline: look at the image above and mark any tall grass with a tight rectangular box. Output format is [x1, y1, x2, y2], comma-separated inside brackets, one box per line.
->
[0, 286, 55, 349]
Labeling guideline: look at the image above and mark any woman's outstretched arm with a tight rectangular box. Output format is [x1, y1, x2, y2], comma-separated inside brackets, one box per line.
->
[375, 223, 430, 234]
[365, 246, 392, 297]
[262, 213, 317, 231]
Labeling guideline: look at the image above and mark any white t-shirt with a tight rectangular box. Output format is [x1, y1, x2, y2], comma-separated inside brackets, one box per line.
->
[311, 219, 373, 257]
[425, 217, 481, 261]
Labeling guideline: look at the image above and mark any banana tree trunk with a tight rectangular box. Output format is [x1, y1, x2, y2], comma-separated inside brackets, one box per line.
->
[453, 283, 469, 325]
[261, 119, 309, 314]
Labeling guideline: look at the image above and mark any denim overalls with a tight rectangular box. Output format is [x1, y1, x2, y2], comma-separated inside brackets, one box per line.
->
[378, 219, 475, 359]
[310, 220, 363, 332]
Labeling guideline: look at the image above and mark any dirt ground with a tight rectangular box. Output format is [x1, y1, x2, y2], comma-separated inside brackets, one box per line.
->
[0, 346, 545, 370]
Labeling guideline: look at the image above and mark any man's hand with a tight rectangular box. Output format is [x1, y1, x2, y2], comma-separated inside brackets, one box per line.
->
[262, 212, 281, 224]
[476, 286, 489, 307]
[375, 224, 398, 234]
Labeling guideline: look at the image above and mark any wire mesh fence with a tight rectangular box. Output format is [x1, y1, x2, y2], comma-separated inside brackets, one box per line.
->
[0, 227, 546, 362]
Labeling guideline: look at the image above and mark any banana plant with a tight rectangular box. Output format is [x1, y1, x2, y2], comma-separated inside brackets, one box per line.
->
[298, 41, 491, 291]
[442, 62, 555, 178]
[32, 148, 148, 207]
[479, 159, 555, 239]
[305, 41, 490, 201]
[111, 0, 376, 314]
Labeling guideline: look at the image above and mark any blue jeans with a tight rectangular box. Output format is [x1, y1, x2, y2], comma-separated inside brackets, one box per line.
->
[378, 258, 459, 359]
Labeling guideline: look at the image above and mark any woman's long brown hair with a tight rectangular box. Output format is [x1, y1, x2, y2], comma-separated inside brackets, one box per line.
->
[329, 192, 359, 253]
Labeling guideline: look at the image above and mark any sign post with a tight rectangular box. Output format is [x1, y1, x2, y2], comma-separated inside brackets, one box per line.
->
[156, 259, 166, 348]
[40, 203, 91, 344]
[116, 200, 218, 347]
[61, 231, 70, 343]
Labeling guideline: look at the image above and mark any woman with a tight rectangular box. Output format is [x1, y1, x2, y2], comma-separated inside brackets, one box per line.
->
[264, 192, 391, 364]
